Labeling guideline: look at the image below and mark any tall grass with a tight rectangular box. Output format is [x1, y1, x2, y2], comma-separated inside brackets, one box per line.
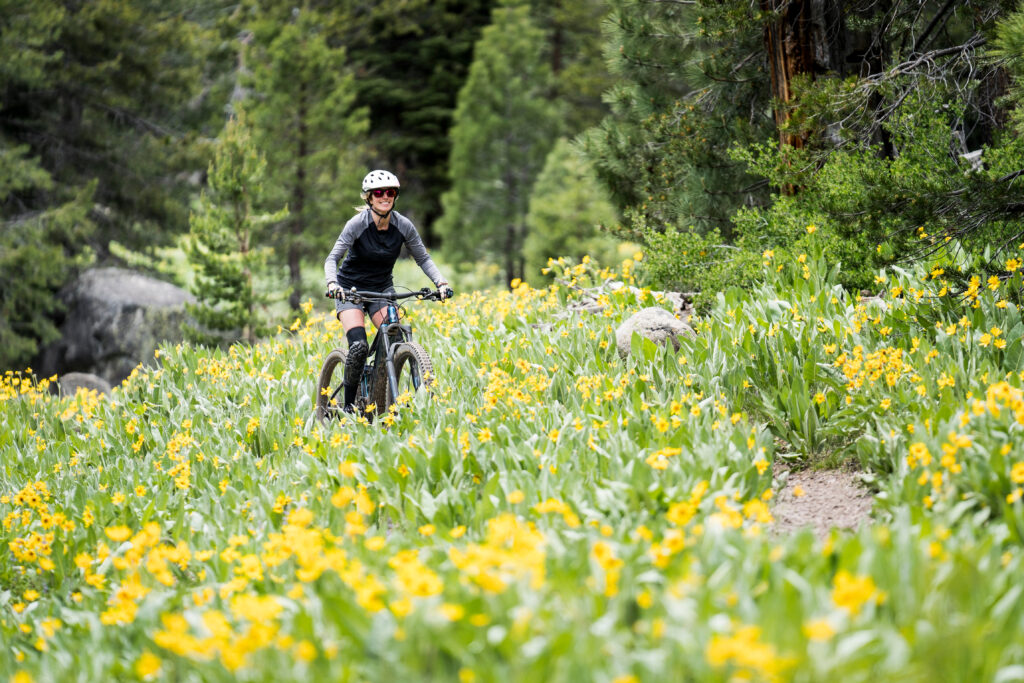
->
[3, 237, 1024, 681]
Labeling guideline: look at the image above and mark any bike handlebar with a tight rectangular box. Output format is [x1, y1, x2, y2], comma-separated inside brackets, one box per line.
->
[325, 286, 442, 303]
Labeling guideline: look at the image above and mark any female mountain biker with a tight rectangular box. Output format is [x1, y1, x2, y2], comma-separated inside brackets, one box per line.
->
[324, 169, 453, 411]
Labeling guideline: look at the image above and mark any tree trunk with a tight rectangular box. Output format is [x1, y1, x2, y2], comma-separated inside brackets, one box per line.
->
[762, 0, 815, 152]
[289, 85, 308, 312]
[859, 0, 894, 159]
[504, 223, 515, 286]
[503, 157, 519, 286]
[236, 203, 254, 345]
[762, 0, 847, 195]
[551, 24, 563, 74]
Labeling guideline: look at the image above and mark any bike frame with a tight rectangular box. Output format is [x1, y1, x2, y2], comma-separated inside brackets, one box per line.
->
[364, 300, 414, 403]
[317, 286, 440, 424]
[339, 288, 437, 405]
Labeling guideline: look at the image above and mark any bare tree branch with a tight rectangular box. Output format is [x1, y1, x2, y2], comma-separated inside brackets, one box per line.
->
[912, 0, 957, 54]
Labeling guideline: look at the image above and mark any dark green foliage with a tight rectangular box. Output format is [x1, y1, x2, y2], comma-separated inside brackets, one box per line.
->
[436, 1, 562, 285]
[729, 0, 1024, 288]
[184, 114, 286, 347]
[993, 5, 1024, 114]
[339, 0, 495, 239]
[663, 81, 1021, 304]
[0, 180, 94, 372]
[0, 0, 96, 371]
[589, 0, 1024, 299]
[524, 0, 616, 133]
[344, 0, 612, 239]
[0, 0, 216, 256]
[3, 0, 1021, 366]
[580, 0, 771, 237]
[523, 138, 621, 283]
[240, 1, 370, 310]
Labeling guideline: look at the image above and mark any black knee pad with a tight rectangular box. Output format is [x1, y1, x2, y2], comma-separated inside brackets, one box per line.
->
[344, 327, 368, 387]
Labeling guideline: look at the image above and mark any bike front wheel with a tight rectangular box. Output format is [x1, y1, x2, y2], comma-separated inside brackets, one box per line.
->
[387, 342, 435, 408]
[315, 348, 347, 426]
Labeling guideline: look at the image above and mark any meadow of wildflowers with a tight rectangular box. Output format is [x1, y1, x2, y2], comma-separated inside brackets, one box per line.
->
[3, 233, 1024, 682]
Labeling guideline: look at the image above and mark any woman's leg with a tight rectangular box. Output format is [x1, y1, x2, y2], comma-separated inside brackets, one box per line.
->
[369, 307, 388, 328]
[339, 308, 366, 331]
[364, 287, 395, 329]
[336, 298, 389, 408]
[339, 308, 369, 408]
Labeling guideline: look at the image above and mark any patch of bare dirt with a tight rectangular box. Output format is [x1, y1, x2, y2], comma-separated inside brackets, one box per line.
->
[771, 463, 874, 539]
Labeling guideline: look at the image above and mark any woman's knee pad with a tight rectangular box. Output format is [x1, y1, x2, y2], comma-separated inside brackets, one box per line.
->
[344, 327, 368, 387]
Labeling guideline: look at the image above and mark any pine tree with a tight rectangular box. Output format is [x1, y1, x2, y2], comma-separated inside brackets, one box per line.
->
[523, 138, 621, 282]
[184, 113, 286, 347]
[0, 164, 94, 371]
[579, 0, 771, 237]
[241, 2, 369, 311]
[436, 0, 562, 285]
[339, 0, 495, 239]
[525, 0, 615, 133]
[0, 0, 214, 256]
[594, 0, 1021, 295]
[0, 0, 95, 372]
[731, 0, 1023, 282]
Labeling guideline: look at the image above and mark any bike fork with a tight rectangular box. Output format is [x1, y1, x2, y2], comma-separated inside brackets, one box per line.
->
[386, 353, 400, 400]
[360, 364, 373, 401]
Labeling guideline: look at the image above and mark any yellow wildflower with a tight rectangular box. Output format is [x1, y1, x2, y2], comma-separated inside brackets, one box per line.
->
[802, 619, 835, 641]
[831, 570, 884, 615]
[134, 652, 162, 679]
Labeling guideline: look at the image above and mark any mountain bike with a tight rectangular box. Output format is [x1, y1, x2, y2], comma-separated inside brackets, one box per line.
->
[315, 287, 440, 425]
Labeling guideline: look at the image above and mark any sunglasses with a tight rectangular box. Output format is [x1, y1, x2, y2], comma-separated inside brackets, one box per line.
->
[370, 188, 399, 198]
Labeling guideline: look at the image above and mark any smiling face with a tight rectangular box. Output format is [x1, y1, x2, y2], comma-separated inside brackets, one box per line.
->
[369, 187, 398, 214]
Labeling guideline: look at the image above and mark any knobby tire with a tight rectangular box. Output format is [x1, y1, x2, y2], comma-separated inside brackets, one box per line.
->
[368, 351, 389, 417]
[387, 342, 435, 408]
[315, 348, 347, 426]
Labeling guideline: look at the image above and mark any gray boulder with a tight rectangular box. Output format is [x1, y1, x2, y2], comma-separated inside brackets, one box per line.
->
[58, 372, 113, 397]
[615, 307, 695, 359]
[607, 281, 689, 316]
[37, 267, 194, 386]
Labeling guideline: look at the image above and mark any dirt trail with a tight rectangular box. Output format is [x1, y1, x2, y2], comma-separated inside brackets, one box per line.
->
[771, 463, 874, 539]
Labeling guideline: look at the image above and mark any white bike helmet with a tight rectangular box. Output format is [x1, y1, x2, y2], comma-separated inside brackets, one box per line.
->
[361, 170, 400, 193]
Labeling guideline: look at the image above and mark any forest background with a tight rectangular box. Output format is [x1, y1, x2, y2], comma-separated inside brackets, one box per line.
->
[2, 0, 1023, 372]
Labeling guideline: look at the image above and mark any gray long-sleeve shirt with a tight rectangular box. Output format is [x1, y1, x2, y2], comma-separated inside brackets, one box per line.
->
[324, 210, 444, 291]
